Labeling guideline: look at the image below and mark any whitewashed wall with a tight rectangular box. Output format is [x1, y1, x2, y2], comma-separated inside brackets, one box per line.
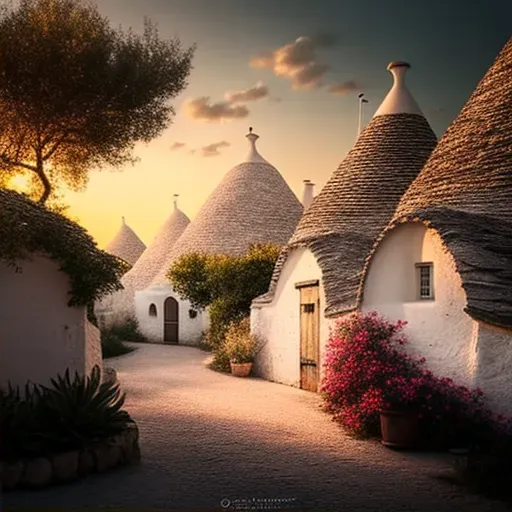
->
[0, 255, 98, 390]
[85, 319, 102, 375]
[135, 285, 207, 345]
[362, 223, 512, 415]
[472, 323, 512, 416]
[251, 248, 330, 387]
[362, 223, 475, 385]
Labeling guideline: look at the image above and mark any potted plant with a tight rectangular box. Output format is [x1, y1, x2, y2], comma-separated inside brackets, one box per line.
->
[379, 375, 422, 449]
[379, 408, 420, 449]
[222, 318, 261, 377]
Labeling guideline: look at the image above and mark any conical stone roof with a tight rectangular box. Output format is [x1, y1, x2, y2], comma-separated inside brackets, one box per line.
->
[255, 62, 437, 315]
[105, 217, 146, 266]
[151, 129, 303, 285]
[368, 37, 512, 329]
[99, 197, 190, 318]
[395, 37, 512, 221]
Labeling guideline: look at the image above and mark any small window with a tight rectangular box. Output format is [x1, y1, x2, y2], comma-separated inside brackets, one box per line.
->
[416, 263, 434, 300]
[302, 303, 315, 313]
[149, 304, 157, 317]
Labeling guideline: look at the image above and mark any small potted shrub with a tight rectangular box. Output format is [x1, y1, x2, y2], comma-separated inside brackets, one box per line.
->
[222, 318, 261, 377]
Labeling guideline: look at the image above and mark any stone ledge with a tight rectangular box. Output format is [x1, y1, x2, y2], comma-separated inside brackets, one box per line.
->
[0, 422, 140, 491]
[102, 366, 119, 386]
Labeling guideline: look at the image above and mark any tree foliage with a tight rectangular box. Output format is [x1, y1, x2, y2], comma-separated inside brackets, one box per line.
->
[0, 188, 128, 306]
[0, 0, 195, 203]
[167, 244, 281, 347]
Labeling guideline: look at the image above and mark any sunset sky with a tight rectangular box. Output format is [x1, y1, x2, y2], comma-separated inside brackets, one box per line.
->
[35, 0, 512, 248]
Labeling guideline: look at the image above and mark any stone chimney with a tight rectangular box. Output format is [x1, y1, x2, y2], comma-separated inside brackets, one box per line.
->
[373, 61, 424, 117]
[302, 180, 315, 209]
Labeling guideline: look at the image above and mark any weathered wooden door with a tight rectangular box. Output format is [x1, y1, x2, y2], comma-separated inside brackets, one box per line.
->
[298, 282, 320, 392]
[164, 297, 179, 344]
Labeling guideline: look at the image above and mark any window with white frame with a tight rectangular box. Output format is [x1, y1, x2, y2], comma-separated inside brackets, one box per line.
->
[416, 263, 434, 300]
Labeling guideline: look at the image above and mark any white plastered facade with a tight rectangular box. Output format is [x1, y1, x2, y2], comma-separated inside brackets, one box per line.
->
[0, 255, 102, 390]
[135, 285, 208, 345]
[251, 248, 331, 387]
[362, 223, 512, 415]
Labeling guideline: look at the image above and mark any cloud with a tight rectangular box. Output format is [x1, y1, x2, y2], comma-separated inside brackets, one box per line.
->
[329, 80, 361, 95]
[225, 81, 269, 103]
[250, 34, 336, 89]
[201, 141, 231, 157]
[250, 51, 274, 69]
[185, 97, 249, 122]
[170, 141, 186, 150]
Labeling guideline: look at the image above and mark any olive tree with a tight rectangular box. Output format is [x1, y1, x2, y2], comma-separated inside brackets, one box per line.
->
[0, 0, 195, 203]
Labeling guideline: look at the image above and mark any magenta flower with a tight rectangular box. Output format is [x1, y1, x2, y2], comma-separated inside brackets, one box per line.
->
[320, 311, 511, 441]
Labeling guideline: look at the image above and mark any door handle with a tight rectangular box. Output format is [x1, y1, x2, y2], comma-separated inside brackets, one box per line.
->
[300, 358, 317, 366]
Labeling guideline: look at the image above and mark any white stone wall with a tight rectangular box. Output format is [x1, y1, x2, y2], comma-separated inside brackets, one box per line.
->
[362, 223, 512, 415]
[473, 323, 512, 416]
[251, 248, 330, 388]
[85, 319, 102, 377]
[135, 285, 207, 345]
[362, 223, 475, 386]
[0, 255, 90, 390]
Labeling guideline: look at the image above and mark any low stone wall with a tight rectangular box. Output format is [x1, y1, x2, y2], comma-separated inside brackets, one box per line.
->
[102, 366, 119, 386]
[0, 422, 140, 491]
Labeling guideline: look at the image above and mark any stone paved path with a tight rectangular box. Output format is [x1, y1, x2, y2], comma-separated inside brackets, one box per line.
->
[4, 344, 509, 511]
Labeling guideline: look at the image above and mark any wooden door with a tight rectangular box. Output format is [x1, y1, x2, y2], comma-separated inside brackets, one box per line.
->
[164, 297, 179, 344]
[298, 283, 320, 392]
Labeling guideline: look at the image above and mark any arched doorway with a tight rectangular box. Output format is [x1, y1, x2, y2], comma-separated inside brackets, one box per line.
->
[164, 297, 179, 344]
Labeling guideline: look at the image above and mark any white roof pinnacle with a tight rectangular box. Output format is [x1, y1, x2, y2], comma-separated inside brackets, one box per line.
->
[373, 61, 424, 118]
[244, 127, 270, 164]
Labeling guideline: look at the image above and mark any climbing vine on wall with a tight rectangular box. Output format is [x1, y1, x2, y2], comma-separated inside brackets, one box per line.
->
[0, 189, 128, 306]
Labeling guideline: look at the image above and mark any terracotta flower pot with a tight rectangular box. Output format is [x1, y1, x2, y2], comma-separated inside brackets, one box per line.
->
[380, 410, 420, 449]
[230, 361, 253, 377]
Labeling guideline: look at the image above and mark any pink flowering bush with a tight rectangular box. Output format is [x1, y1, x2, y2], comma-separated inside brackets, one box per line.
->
[321, 312, 512, 445]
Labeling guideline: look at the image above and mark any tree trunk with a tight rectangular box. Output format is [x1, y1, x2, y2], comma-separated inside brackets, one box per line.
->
[35, 153, 51, 204]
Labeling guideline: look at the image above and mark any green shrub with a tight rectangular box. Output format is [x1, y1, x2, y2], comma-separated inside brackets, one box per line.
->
[196, 331, 212, 352]
[107, 317, 147, 342]
[207, 318, 263, 373]
[101, 331, 135, 359]
[222, 317, 262, 364]
[167, 243, 280, 354]
[0, 366, 133, 461]
[209, 345, 231, 373]
[204, 298, 245, 350]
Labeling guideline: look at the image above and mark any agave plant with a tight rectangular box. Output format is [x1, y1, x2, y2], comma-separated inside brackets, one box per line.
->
[0, 365, 133, 460]
[38, 365, 133, 450]
[0, 382, 49, 459]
